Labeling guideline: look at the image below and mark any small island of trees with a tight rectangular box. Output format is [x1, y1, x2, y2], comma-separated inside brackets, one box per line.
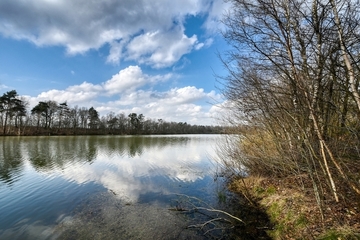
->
[0, 90, 223, 136]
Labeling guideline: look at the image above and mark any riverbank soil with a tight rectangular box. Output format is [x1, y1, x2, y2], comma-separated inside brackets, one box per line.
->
[229, 175, 360, 239]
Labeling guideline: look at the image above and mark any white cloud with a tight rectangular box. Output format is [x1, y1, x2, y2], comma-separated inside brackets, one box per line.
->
[106, 40, 127, 64]
[26, 65, 170, 104]
[36, 89, 98, 104]
[24, 65, 223, 125]
[166, 86, 206, 104]
[0, 0, 226, 67]
[101, 86, 222, 124]
[193, 37, 214, 51]
[126, 28, 198, 68]
[67, 82, 102, 93]
[202, 0, 231, 34]
[103, 66, 171, 95]
[204, 38, 214, 47]
[0, 84, 9, 90]
[195, 42, 205, 50]
[172, 57, 191, 71]
[103, 66, 148, 95]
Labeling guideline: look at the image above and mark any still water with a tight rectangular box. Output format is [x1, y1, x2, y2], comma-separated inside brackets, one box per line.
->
[0, 135, 226, 239]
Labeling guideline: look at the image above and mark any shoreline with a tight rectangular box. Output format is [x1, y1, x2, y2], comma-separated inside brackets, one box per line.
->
[228, 175, 360, 239]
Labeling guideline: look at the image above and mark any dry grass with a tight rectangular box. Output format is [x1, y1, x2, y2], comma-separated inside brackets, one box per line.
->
[220, 124, 360, 239]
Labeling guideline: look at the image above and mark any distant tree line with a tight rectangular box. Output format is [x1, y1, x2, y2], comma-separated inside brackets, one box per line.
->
[0, 90, 223, 136]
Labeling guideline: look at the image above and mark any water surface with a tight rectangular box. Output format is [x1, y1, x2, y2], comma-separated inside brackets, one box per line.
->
[0, 135, 225, 239]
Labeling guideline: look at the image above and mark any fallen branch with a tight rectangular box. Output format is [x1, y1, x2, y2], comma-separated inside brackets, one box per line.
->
[187, 217, 227, 229]
[194, 207, 246, 224]
[169, 193, 246, 225]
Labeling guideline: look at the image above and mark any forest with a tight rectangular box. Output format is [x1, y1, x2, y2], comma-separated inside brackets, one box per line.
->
[0, 90, 223, 136]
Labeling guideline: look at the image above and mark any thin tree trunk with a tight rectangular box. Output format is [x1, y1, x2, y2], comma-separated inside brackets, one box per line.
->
[330, 0, 360, 112]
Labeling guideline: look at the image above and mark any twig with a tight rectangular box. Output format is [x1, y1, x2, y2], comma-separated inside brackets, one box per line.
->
[194, 207, 246, 224]
[173, 193, 213, 208]
[188, 217, 235, 237]
[170, 193, 246, 224]
[187, 217, 225, 229]
[203, 225, 234, 236]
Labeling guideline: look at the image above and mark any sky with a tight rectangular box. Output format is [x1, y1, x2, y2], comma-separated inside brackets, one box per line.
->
[0, 0, 231, 125]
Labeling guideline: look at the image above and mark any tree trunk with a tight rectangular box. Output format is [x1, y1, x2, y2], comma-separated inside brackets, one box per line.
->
[330, 0, 360, 113]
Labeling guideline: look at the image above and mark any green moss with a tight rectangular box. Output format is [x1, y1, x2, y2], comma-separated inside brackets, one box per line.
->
[265, 200, 312, 239]
[268, 202, 281, 220]
[295, 214, 308, 227]
[254, 185, 265, 195]
[266, 185, 276, 195]
[317, 230, 360, 240]
[285, 210, 293, 221]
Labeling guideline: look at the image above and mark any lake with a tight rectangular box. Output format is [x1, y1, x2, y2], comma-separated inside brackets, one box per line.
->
[0, 135, 230, 239]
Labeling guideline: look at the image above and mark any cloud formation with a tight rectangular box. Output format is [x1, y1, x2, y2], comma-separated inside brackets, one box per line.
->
[0, 0, 226, 68]
[26, 65, 222, 125]
[126, 28, 198, 68]
[103, 65, 172, 94]
[0, 1, 229, 125]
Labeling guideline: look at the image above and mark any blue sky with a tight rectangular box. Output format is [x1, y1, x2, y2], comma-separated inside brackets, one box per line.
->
[0, 0, 230, 125]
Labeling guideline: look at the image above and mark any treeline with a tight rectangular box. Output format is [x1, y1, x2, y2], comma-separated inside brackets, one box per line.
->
[0, 90, 223, 136]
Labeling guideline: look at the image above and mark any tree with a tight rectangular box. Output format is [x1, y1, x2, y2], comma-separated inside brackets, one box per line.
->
[117, 113, 127, 134]
[46, 101, 58, 128]
[0, 90, 26, 134]
[57, 102, 70, 128]
[128, 113, 145, 134]
[88, 107, 99, 129]
[31, 101, 50, 128]
[13, 97, 27, 130]
[330, 0, 360, 113]
[220, 0, 360, 207]
[79, 107, 89, 128]
[69, 105, 80, 130]
[0, 89, 224, 135]
[105, 112, 119, 133]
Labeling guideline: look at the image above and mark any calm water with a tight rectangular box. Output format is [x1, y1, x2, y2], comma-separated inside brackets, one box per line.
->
[0, 135, 226, 239]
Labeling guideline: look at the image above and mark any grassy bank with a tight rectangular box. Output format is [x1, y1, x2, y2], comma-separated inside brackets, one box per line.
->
[229, 175, 360, 239]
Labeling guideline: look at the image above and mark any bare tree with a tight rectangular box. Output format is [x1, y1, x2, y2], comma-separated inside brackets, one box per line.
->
[220, 0, 360, 206]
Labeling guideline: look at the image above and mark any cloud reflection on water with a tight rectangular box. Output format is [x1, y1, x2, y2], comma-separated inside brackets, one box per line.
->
[0, 135, 221, 240]
[57, 135, 217, 202]
[0, 135, 218, 203]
